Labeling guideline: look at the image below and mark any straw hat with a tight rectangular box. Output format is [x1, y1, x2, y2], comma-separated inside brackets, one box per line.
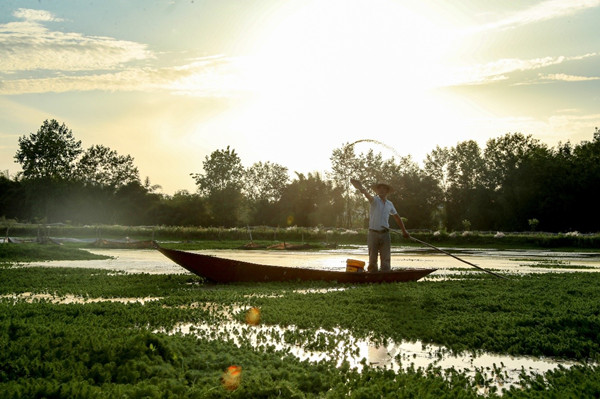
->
[371, 182, 394, 193]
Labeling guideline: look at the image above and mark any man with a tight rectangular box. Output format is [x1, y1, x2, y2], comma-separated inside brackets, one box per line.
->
[351, 179, 410, 272]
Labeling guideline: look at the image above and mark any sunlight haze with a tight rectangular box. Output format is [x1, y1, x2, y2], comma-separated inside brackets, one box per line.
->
[1, 0, 599, 193]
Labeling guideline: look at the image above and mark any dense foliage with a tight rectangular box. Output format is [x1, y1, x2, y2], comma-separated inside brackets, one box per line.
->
[2, 120, 600, 232]
[1, 259, 599, 397]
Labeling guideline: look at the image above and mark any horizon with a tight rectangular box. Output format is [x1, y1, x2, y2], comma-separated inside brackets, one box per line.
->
[2, 0, 599, 194]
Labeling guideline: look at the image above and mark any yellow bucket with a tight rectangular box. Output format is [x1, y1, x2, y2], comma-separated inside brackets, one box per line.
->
[346, 259, 365, 273]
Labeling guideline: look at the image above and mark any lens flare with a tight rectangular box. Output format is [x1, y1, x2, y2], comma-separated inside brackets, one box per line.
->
[222, 365, 242, 391]
[245, 307, 261, 326]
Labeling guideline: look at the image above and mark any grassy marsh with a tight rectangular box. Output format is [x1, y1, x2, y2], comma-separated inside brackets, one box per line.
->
[0, 243, 110, 264]
[1, 244, 600, 397]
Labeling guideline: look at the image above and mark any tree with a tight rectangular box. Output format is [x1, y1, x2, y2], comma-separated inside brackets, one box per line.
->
[75, 145, 140, 189]
[423, 146, 452, 230]
[191, 146, 244, 196]
[447, 140, 483, 191]
[482, 133, 541, 191]
[389, 169, 441, 230]
[14, 119, 82, 180]
[191, 146, 244, 226]
[243, 161, 289, 203]
[0, 175, 25, 220]
[483, 133, 549, 230]
[113, 181, 161, 225]
[278, 172, 344, 227]
[330, 144, 418, 228]
[243, 161, 289, 226]
[563, 129, 600, 232]
[328, 144, 361, 227]
[154, 190, 209, 226]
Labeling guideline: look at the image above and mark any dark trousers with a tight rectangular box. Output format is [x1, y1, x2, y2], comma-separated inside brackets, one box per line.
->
[368, 230, 391, 272]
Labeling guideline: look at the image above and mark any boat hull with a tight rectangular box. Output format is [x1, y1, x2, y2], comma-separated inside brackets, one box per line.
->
[156, 245, 436, 283]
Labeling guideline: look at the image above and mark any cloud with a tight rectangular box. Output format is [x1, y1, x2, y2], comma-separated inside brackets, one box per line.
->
[448, 53, 598, 86]
[163, 56, 251, 97]
[473, 0, 600, 32]
[13, 8, 64, 22]
[0, 9, 246, 98]
[0, 8, 151, 72]
[539, 73, 600, 82]
[0, 56, 248, 97]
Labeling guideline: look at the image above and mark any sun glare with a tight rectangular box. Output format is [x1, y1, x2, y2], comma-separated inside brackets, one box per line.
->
[247, 0, 455, 96]
[189, 0, 482, 169]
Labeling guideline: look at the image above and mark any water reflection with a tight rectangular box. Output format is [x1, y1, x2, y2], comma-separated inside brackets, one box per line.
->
[165, 318, 582, 395]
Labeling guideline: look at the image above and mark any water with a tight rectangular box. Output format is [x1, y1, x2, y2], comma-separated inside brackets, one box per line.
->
[19, 246, 600, 275]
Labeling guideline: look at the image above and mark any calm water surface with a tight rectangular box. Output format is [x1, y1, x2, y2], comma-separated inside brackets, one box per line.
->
[23, 245, 600, 275]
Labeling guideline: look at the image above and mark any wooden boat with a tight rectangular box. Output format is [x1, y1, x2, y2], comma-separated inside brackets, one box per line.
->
[155, 244, 436, 284]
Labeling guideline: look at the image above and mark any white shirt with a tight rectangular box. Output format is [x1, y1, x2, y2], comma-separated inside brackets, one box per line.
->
[368, 196, 398, 230]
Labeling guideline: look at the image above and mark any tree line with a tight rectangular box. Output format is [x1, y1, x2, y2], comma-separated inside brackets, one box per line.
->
[1, 119, 599, 232]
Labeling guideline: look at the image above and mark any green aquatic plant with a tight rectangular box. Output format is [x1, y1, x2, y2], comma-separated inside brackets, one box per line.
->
[2, 265, 600, 397]
[0, 243, 110, 263]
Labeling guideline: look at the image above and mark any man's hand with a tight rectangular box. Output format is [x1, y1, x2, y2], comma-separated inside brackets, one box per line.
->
[350, 178, 363, 190]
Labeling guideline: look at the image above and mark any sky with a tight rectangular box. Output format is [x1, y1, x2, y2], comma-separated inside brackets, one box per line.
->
[1, 0, 599, 194]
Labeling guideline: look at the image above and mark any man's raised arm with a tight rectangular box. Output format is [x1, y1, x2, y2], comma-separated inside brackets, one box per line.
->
[350, 179, 373, 202]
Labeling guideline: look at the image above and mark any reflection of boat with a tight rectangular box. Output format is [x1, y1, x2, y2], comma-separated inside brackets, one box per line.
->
[91, 239, 154, 249]
[155, 243, 436, 284]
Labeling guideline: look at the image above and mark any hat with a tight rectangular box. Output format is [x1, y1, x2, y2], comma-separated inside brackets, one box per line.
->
[371, 182, 394, 193]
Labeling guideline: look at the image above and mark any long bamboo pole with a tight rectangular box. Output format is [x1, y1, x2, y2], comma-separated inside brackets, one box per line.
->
[388, 228, 509, 280]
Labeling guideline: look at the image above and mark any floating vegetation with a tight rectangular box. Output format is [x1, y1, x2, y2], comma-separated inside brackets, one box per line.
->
[2, 258, 600, 397]
[0, 243, 111, 263]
